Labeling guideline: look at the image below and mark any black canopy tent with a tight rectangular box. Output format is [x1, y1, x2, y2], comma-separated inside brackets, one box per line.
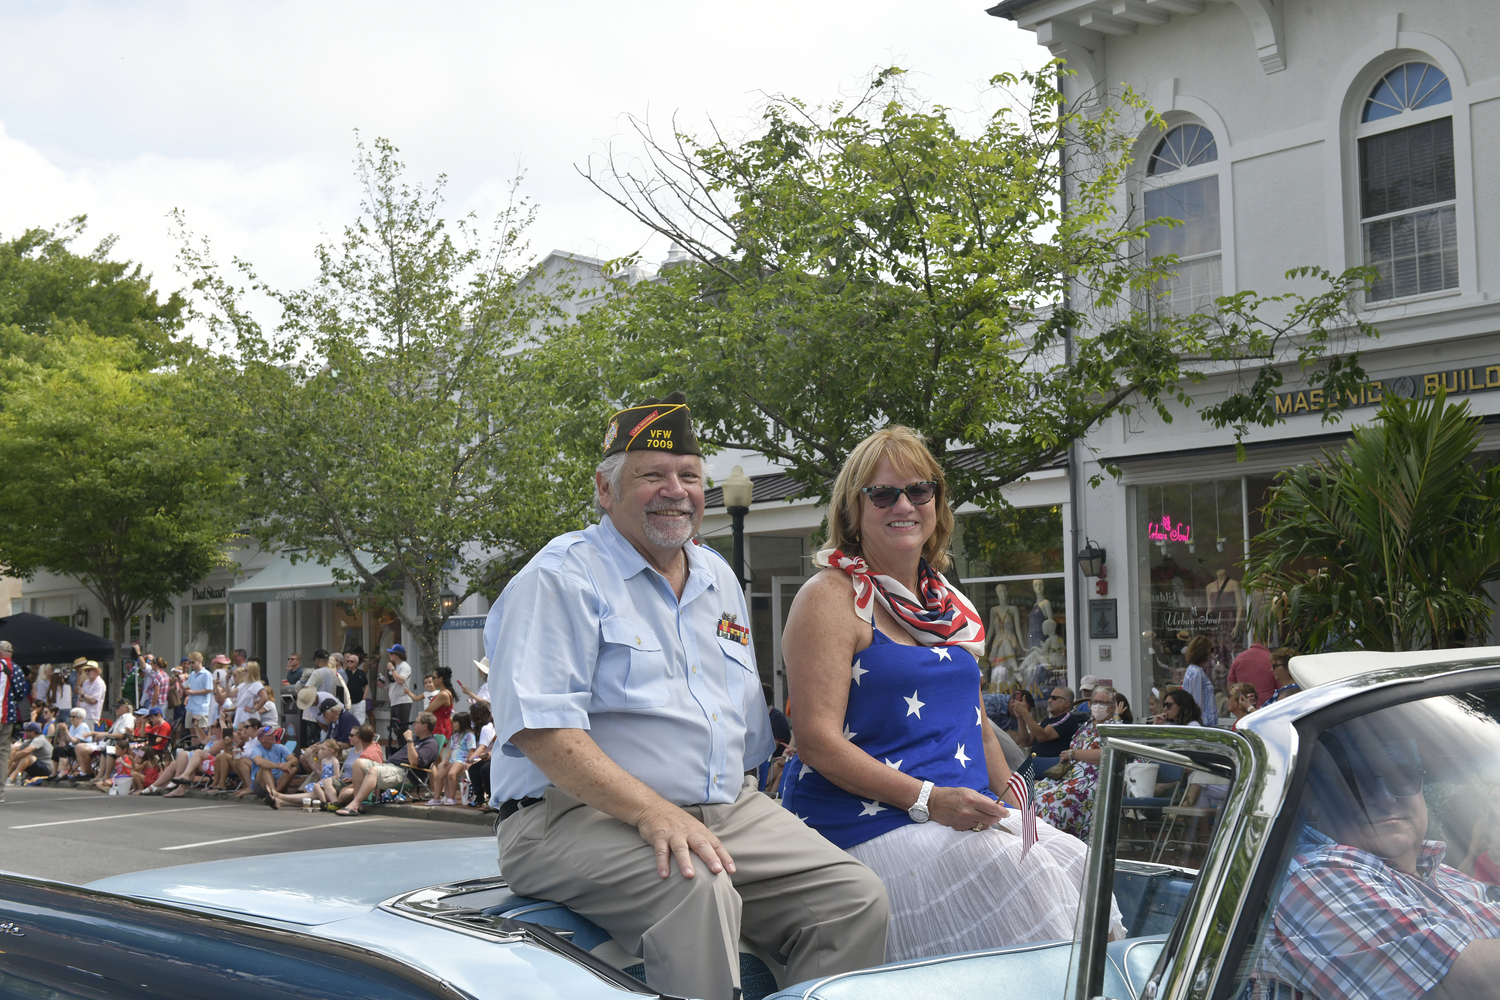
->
[0, 613, 114, 665]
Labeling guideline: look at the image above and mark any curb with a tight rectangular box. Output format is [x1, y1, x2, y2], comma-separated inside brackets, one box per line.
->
[24, 780, 497, 829]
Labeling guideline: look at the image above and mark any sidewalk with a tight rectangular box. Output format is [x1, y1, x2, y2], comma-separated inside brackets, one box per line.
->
[19, 778, 496, 828]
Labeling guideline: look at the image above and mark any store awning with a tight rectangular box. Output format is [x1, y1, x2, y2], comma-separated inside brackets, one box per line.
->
[226, 549, 378, 604]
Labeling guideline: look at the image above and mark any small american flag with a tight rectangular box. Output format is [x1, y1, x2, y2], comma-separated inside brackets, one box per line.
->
[1006, 769, 1039, 861]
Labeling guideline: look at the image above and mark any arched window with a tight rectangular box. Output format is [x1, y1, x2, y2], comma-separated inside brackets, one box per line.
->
[1145, 124, 1222, 314]
[1358, 61, 1457, 301]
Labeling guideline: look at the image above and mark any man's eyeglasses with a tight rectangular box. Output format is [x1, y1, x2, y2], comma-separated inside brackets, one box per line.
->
[861, 482, 938, 508]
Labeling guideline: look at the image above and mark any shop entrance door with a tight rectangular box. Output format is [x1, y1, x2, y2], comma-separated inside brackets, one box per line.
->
[769, 576, 808, 711]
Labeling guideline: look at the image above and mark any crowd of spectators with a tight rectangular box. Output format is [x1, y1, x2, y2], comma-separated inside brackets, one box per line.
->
[4, 643, 499, 816]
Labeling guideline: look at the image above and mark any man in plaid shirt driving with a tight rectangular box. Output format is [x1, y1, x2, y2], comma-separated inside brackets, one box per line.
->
[1252, 720, 1500, 1000]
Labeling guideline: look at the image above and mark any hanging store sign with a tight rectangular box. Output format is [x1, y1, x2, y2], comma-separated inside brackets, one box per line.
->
[1272, 364, 1500, 416]
[441, 616, 487, 631]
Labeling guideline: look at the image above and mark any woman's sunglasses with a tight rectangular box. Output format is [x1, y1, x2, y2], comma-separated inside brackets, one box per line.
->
[860, 482, 938, 508]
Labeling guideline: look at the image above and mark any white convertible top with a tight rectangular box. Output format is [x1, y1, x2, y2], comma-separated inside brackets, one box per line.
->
[1290, 645, 1500, 689]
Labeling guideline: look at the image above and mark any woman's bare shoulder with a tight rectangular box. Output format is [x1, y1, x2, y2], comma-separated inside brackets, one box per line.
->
[794, 568, 858, 609]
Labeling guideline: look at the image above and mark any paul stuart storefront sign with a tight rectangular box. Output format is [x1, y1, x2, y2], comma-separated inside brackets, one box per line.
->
[1272, 364, 1500, 416]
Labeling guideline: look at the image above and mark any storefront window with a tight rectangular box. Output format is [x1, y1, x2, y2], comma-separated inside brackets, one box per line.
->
[1137, 479, 1247, 714]
[182, 603, 229, 659]
[335, 600, 368, 654]
[952, 507, 1067, 694]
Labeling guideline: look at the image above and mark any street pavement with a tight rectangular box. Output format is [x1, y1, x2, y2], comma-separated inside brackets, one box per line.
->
[0, 785, 491, 884]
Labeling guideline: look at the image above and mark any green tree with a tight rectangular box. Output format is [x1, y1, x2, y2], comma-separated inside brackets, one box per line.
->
[1246, 392, 1500, 652]
[0, 336, 240, 687]
[185, 138, 592, 673]
[550, 67, 1375, 506]
[0, 217, 187, 365]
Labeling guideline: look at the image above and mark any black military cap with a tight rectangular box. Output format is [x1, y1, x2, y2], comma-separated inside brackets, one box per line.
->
[602, 390, 702, 457]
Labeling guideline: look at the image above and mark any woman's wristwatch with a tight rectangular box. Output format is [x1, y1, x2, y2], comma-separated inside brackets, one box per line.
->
[908, 780, 935, 823]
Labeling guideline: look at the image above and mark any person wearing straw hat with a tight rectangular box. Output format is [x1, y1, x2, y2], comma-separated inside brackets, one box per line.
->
[457, 658, 489, 708]
[486, 391, 888, 1000]
[76, 661, 106, 725]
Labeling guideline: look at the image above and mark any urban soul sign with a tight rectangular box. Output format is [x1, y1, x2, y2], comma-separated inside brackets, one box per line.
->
[1147, 516, 1192, 543]
[1273, 365, 1500, 416]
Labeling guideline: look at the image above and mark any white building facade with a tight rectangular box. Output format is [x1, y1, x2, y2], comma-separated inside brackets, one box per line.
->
[983, 0, 1500, 712]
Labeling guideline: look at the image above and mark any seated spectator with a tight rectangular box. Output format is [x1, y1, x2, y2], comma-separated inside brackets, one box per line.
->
[214, 719, 260, 793]
[318, 697, 358, 745]
[8, 721, 53, 785]
[245, 726, 298, 804]
[1251, 721, 1500, 999]
[1154, 687, 1203, 726]
[1035, 686, 1118, 840]
[137, 706, 172, 755]
[57, 708, 93, 779]
[465, 704, 496, 811]
[1225, 683, 1258, 730]
[427, 711, 476, 806]
[336, 710, 439, 815]
[1113, 692, 1134, 723]
[73, 701, 134, 780]
[144, 721, 230, 796]
[1266, 648, 1301, 704]
[269, 738, 341, 810]
[1011, 686, 1082, 776]
[93, 737, 133, 793]
[333, 724, 385, 810]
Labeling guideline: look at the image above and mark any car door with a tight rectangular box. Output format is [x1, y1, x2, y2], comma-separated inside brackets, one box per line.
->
[0, 870, 471, 1000]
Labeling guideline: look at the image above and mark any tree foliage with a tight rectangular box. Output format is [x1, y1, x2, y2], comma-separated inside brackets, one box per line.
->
[0, 335, 240, 683]
[1246, 392, 1500, 652]
[185, 137, 592, 671]
[0, 217, 187, 366]
[548, 67, 1376, 506]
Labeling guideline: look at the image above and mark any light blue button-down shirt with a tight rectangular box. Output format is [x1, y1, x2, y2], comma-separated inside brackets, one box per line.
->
[486, 516, 772, 807]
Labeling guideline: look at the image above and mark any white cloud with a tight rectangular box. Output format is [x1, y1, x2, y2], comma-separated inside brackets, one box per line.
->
[0, 1, 1047, 326]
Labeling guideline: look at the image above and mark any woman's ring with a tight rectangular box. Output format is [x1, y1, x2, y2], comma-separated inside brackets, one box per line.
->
[972, 822, 987, 832]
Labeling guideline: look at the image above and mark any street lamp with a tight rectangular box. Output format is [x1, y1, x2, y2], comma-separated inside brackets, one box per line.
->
[440, 589, 458, 617]
[722, 465, 754, 588]
[1077, 540, 1107, 578]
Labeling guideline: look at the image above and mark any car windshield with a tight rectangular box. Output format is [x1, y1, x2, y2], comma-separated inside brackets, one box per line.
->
[1226, 689, 1500, 1000]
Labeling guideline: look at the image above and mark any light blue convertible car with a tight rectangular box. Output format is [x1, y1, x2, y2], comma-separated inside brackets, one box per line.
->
[2, 649, 1497, 1000]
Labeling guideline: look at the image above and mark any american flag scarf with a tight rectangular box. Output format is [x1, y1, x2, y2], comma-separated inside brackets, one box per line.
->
[815, 548, 986, 658]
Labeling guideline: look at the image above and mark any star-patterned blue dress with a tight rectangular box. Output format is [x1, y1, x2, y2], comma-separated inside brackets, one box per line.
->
[779, 628, 993, 849]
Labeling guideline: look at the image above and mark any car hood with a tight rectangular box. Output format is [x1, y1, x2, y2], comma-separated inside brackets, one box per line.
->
[87, 836, 499, 925]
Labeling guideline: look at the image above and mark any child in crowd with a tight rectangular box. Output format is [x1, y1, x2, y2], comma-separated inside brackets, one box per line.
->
[427, 712, 475, 806]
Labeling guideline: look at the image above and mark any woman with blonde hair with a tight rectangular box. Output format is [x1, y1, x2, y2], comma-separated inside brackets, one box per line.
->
[778, 426, 1118, 961]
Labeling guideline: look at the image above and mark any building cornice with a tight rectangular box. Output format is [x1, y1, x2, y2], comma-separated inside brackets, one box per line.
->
[988, 0, 1285, 94]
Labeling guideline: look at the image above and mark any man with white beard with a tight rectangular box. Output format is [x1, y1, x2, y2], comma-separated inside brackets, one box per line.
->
[486, 391, 888, 1000]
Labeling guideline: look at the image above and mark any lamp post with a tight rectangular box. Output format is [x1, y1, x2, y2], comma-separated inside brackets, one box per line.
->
[722, 465, 754, 588]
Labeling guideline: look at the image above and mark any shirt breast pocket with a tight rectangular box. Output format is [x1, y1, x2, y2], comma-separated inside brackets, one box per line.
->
[596, 618, 670, 710]
[718, 637, 757, 709]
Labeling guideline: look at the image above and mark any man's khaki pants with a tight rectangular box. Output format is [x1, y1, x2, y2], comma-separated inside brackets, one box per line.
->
[498, 777, 889, 1000]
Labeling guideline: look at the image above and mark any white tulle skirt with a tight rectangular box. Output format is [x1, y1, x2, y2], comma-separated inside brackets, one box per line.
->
[845, 812, 1122, 963]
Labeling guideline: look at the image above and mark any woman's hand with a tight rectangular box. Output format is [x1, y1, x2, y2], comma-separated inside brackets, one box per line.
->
[928, 786, 1008, 832]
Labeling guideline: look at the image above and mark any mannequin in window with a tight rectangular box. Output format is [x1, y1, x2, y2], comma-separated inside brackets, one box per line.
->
[1020, 620, 1057, 688]
[1028, 579, 1053, 649]
[986, 584, 1023, 688]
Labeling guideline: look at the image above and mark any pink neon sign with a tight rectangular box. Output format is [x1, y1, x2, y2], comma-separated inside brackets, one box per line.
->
[1147, 515, 1192, 543]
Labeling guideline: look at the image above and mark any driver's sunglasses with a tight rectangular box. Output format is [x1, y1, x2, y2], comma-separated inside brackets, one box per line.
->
[861, 482, 938, 508]
[1324, 736, 1426, 804]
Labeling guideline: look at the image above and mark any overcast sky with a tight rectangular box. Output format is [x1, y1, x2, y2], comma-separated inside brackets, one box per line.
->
[0, 1, 1045, 319]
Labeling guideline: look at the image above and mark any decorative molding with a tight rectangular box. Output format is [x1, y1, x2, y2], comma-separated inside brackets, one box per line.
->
[1227, 0, 1286, 73]
[1035, 19, 1106, 95]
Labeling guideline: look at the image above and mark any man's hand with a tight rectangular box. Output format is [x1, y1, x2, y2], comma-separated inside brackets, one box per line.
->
[633, 800, 736, 880]
[403, 729, 414, 743]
